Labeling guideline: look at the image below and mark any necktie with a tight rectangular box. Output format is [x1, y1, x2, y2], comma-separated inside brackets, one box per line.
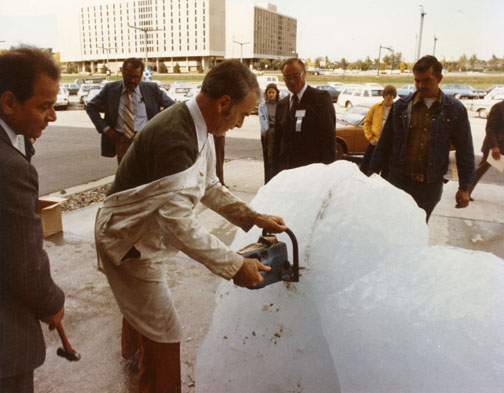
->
[290, 94, 299, 120]
[123, 91, 135, 139]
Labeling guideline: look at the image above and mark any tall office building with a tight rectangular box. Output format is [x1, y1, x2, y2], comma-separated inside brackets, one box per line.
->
[59, 0, 225, 72]
[226, 3, 297, 67]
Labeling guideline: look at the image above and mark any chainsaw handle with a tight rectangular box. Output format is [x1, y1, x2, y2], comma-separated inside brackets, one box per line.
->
[261, 227, 299, 282]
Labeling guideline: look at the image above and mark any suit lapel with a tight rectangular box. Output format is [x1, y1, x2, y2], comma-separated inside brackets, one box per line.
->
[0, 125, 28, 160]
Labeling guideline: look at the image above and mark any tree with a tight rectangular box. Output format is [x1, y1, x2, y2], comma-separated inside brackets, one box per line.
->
[66, 62, 79, 74]
[173, 62, 181, 73]
[340, 58, 348, 70]
[158, 62, 168, 73]
[469, 54, 478, 70]
[400, 61, 406, 73]
[457, 54, 468, 71]
[488, 54, 500, 71]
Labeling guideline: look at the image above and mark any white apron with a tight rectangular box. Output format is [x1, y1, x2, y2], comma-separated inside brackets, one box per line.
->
[95, 136, 254, 342]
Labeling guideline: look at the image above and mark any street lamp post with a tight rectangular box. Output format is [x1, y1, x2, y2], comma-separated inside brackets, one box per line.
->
[233, 40, 250, 63]
[128, 24, 161, 69]
[377, 45, 393, 77]
[416, 5, 427, 61]
[97, 45, 117, 80]
[433, 35, 438, 56]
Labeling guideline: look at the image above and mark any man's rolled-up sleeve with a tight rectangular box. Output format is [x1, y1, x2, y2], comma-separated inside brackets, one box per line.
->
[156, 190, 245, 280]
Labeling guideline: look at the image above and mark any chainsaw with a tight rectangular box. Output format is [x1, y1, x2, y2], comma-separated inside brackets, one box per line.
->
[238, 228, 299, 290]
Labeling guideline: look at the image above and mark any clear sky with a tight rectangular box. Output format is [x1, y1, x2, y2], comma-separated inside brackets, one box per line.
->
[1, 0, 503, 63]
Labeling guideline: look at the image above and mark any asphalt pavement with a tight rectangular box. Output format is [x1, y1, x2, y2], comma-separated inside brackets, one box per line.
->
[32, 102, 503, 392]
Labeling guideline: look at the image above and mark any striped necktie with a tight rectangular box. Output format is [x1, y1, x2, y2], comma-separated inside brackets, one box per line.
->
[123, 91, 135, 139]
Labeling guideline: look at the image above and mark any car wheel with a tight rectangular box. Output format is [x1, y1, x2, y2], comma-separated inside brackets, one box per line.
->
[454, 93, 461, 99]
[477, 108, 488, 119]
[335, 140, 345, 160]
[345, 101, 353, 110]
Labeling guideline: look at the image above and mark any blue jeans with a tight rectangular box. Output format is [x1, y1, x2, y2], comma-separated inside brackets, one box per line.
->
[389, 173, 443, 222]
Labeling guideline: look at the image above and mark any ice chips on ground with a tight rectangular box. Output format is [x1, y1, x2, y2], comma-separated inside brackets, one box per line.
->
[195, 161, 504, 393]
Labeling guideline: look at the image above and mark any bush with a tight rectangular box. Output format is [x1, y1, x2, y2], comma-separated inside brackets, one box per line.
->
[66, 62, 79, 74]
[174, 63, 181, 73]
[158, 62, 168, 73]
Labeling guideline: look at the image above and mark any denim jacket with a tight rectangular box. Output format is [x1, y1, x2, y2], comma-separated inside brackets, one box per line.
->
[370, 91, 475, 191]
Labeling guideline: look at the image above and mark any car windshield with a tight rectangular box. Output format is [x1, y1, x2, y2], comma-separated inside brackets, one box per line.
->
[370, 89, 383, 97]
[339, 106, 369, 125]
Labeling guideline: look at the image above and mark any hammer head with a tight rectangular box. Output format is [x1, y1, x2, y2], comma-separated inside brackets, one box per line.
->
[57, 347, 81, 361]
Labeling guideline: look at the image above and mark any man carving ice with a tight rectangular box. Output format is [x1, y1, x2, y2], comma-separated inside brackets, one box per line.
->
[95, 60, 286, 393]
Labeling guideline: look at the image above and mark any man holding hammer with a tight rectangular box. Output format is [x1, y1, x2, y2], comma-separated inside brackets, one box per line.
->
[0, 47, 65, 392]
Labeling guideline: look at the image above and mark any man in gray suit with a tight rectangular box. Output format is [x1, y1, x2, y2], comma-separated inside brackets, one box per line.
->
[86, 57, 174, 163]
[0, 47, 65, 392]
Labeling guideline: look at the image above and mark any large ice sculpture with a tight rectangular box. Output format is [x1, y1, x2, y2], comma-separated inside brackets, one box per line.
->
[195, 161, 504, 393]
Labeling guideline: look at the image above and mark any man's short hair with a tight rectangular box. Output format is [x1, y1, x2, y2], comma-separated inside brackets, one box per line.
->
[122, 58, 145, 73]
[201, 60, 259, 102]
[281, 58, 306, 73]
[383, 85, 397, 98]
[0, 46, 60, 103]
[413, 55, 442, 77]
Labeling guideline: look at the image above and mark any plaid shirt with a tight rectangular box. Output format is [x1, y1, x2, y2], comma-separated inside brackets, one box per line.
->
[403, 93, 443, 180]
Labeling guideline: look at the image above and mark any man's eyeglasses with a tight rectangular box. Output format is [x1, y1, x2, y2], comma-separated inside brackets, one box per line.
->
[282, 73, 304, 82]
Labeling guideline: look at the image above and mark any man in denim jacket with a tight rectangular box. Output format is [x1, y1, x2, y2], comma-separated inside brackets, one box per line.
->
[369, 56, 475, 221]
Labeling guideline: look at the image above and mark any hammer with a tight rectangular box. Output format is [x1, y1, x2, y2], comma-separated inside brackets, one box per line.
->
[56, 323, 81, 362]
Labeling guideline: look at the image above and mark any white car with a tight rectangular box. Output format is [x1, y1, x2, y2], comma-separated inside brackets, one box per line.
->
[168, 84, 192, 102]
[77, 84, 102, 103]
[83, 88, 102, 106]
[464, 88, 504, 118]
[55, 87, 69, 110]
[337, 85, 383, 109]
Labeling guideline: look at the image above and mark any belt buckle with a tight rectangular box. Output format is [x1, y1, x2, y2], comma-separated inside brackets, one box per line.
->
[410, 173, 425, 182]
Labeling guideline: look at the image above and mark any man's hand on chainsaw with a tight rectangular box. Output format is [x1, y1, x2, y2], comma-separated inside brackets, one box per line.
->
[233, 258, 271, 287]
[254, 214, 287, 233]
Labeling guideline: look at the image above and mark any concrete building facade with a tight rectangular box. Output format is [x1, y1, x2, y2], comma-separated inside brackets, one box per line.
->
[226, 3, 297, 68]
[59, 0, 225, 73]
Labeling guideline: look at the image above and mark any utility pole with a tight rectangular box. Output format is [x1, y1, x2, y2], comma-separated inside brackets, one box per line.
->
[233, 40, 250, 63]
[128, 24, 161, 69]
[433, 35, 438, 56]
[416, 5, 427, 61]
[97, 45, 117, 80]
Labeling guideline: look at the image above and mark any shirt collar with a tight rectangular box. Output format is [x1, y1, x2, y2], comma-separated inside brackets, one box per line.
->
[186, 98, 208, 153]
[0, 117, 20, 149]
[412, 90, 442, 106]
[290, 83, 308, 102]
[122, 83, 141, 96]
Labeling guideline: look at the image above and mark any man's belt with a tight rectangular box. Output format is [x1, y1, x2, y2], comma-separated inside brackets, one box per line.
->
[409, 173, 425, 182]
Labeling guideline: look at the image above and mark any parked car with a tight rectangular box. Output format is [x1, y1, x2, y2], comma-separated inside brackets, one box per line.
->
[441, 84, 478, 100]
[168, 84, 192, 102]
[334, 105, 370, 160]
[315, 85, 340, 103]
[396, 84, 416, 97]
[486, 85, 504, 94]
[55, 86, 69, 110]
[83, 88, 101, 106]
[337, 85, 383, 109]
[464, 88, 504, 118]
[61, 82, 79, 95]
[467, 85, 487, 99]
[77, 84, 102, 103]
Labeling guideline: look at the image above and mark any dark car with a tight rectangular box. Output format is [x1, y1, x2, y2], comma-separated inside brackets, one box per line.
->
[335, 105, 369, 160]
[316, 85, 341, 103]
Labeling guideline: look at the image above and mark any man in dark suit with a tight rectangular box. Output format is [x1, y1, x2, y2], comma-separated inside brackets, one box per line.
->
[271, 58, 336, 177]
[86, 57, 174, 163]
[0, 47, 65, 393]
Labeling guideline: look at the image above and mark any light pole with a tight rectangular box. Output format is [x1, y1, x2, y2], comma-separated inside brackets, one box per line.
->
[233, 40, 250, 63]
[433, 35, 438, 56]
[97, 45, 117, 80]
[128, 24, 161, 69]
[416, 5, 427, 61]
[377, 45, 393, 77]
